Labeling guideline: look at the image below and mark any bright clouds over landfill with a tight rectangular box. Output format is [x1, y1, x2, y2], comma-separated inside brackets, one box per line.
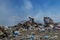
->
[0, 0, 60, 26]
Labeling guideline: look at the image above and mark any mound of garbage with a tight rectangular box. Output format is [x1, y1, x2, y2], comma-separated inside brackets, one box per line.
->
[0, 17, 60, 40]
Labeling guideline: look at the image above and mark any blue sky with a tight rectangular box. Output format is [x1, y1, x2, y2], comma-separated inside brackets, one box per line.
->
[0, 0, 60, 26]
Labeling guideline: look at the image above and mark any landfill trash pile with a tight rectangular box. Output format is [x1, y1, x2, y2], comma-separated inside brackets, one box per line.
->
[0, 17, 60, 40]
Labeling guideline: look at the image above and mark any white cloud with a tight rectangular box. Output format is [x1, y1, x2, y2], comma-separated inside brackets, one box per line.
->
[23, 0, 33, 10]
[0, 0, 33, 26]
[0, 0, 60, 26]
[8, 16, 21, 26]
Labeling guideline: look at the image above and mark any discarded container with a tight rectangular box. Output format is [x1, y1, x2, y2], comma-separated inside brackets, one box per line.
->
[40, 28, 45, 32]
[44, 35, 50, 39]
[31, 35, 34, 40]
[13, 31, 19, 37]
